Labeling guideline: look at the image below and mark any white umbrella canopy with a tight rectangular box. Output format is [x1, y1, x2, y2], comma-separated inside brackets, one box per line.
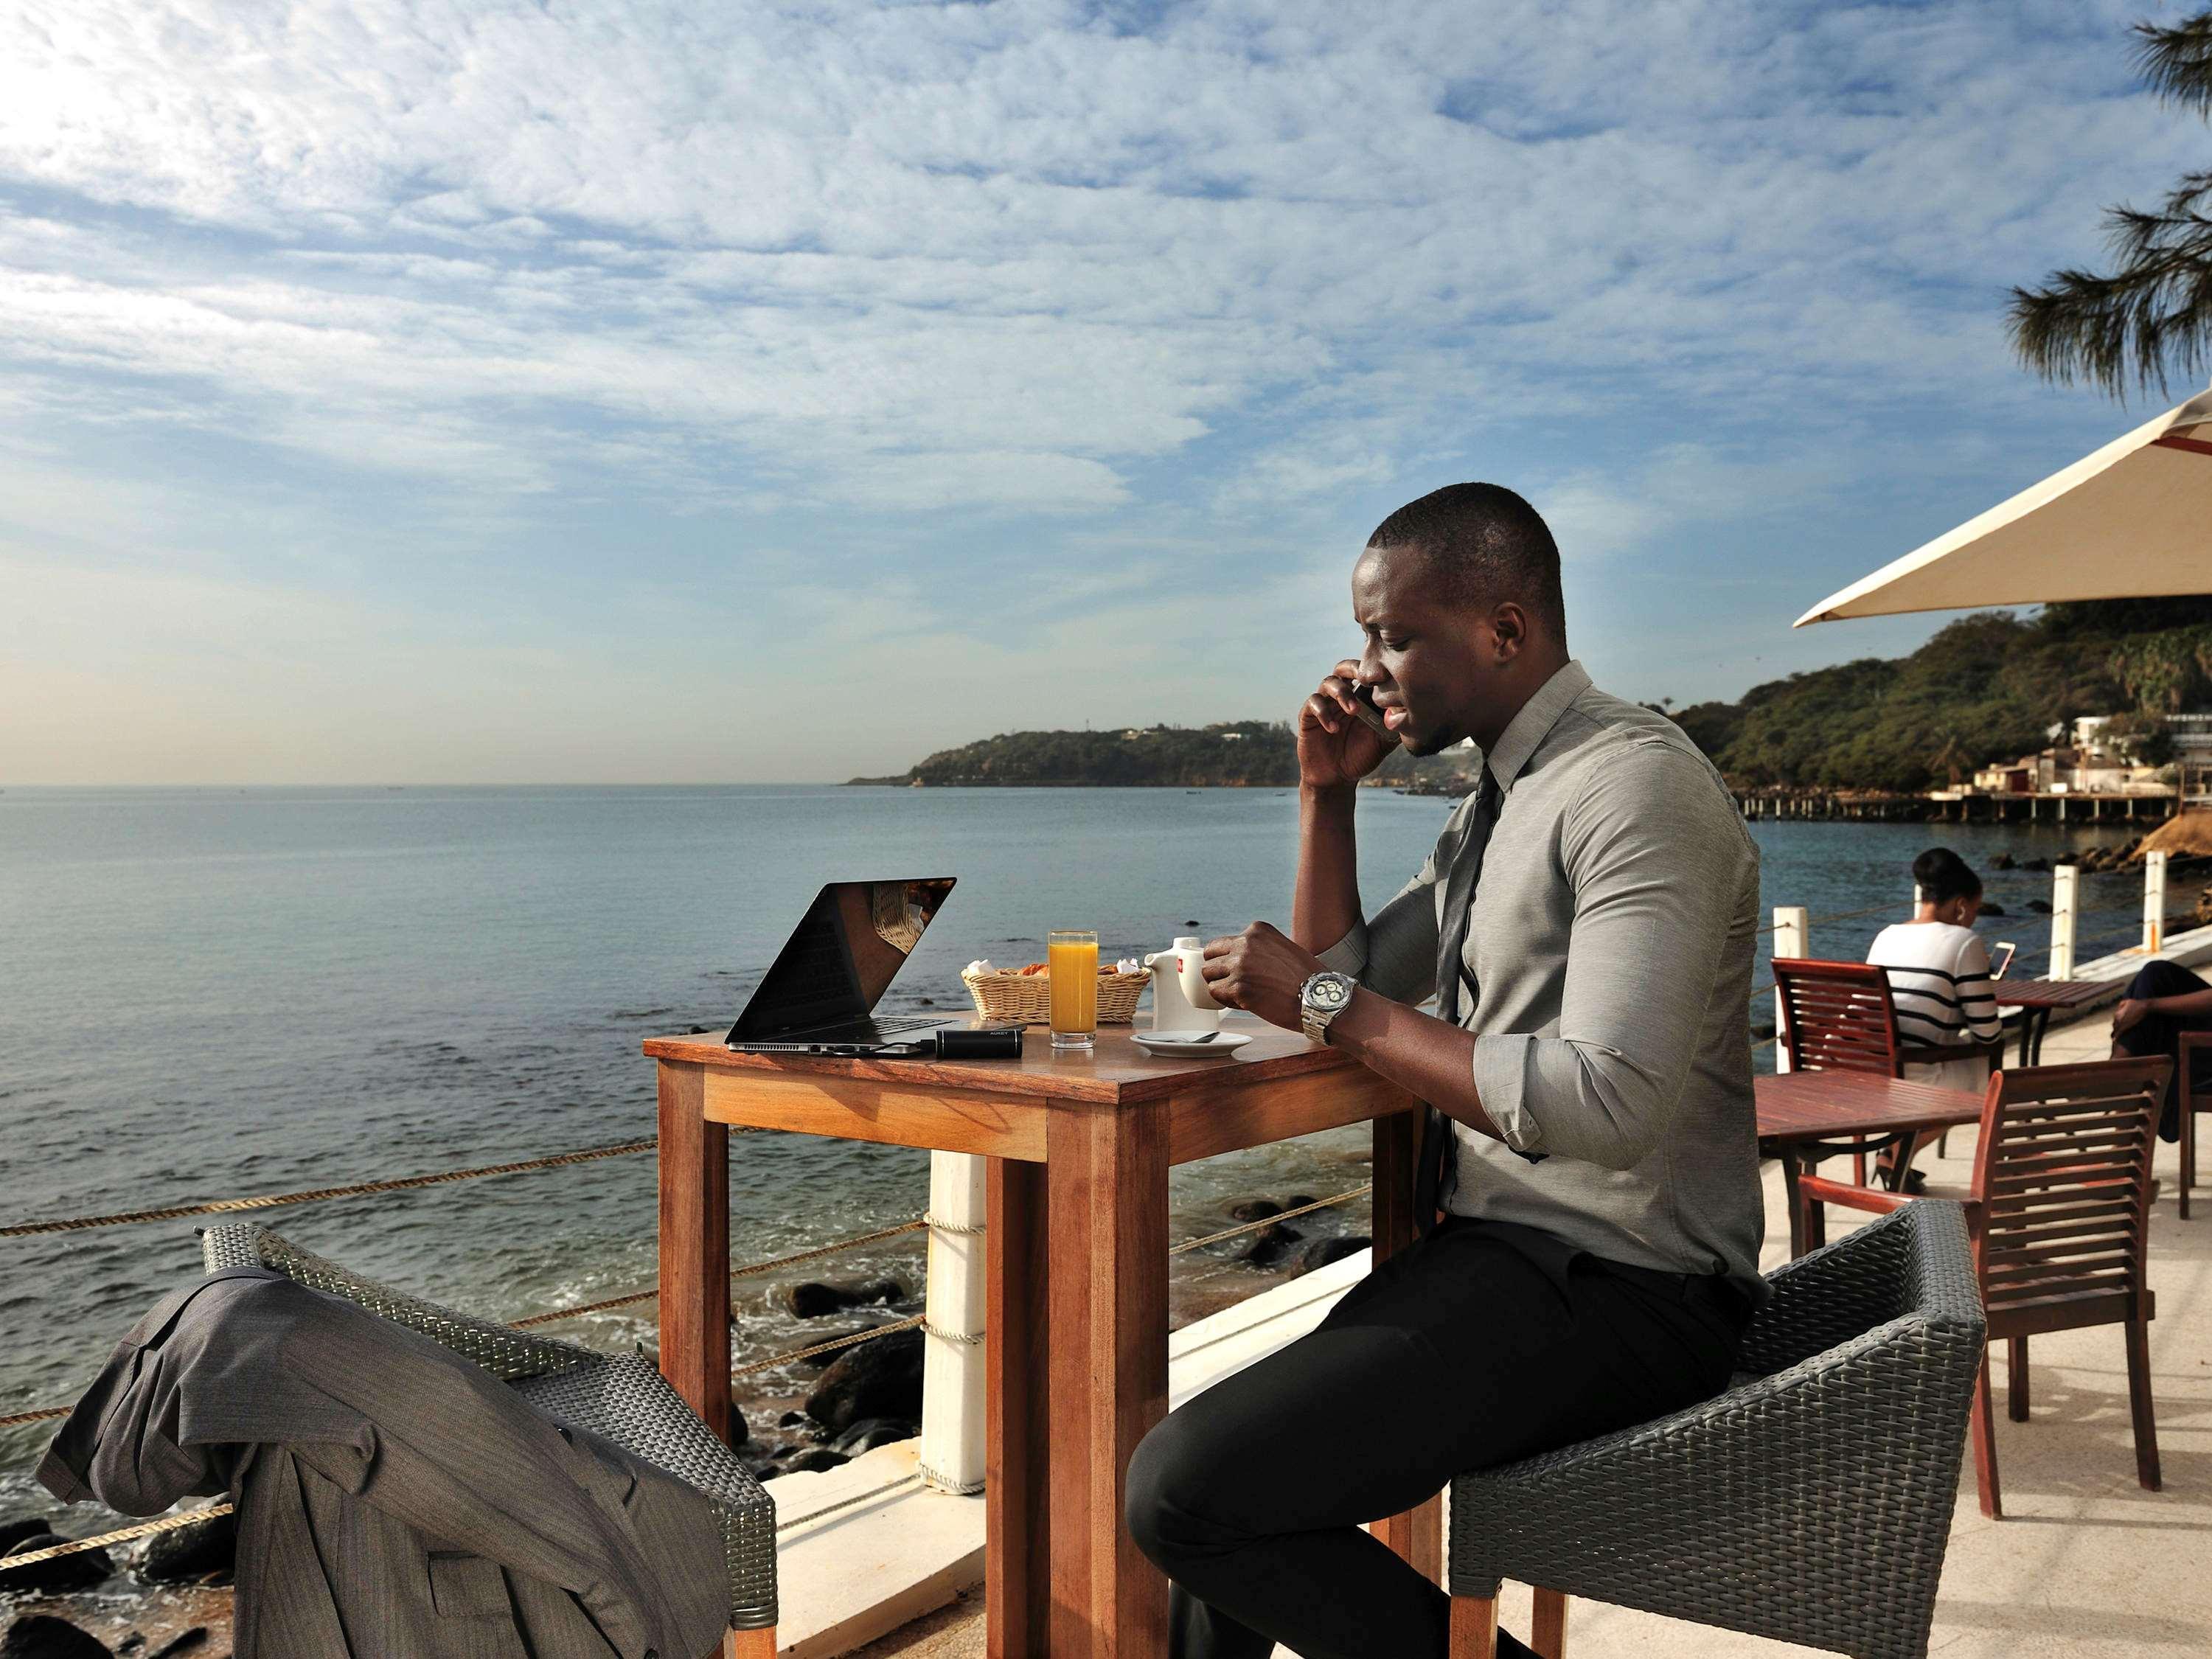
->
[1795, 386, 2212, 625]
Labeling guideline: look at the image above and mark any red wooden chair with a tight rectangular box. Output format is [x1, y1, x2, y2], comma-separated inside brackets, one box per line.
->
[1773, 957, 2003, 1185]
[1795, 1057, 2171, 1517]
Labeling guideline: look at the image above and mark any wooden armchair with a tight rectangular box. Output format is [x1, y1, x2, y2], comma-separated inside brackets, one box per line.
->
[1773, 958, 2003, 1183]
[1795, 1057, 2171, 1517]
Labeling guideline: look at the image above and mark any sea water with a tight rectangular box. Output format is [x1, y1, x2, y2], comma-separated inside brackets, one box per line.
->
[0, 784, 2151, 1509]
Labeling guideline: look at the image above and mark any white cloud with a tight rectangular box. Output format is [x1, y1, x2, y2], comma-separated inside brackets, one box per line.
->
[0, 1, 2199, 778]
[2, 0, 2194, 516]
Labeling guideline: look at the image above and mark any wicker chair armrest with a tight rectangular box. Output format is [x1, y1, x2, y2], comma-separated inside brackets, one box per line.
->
[201, 1222, 597, 1380]
[1736, 1200, 1980, 1377]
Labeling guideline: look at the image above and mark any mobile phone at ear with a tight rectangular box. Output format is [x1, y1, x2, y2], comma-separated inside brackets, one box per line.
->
[1345, 684, 1401, 745]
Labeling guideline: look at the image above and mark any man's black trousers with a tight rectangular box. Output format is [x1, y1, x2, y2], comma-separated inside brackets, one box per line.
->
[1124, 1217, 1748, 1659]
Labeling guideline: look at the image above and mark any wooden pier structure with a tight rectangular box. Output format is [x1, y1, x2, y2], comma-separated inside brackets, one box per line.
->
[1734, 791, 2181, 825]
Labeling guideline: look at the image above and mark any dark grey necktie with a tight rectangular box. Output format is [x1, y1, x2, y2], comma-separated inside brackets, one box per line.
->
[1414, 768, 1501, 1232]
[1436, 768, 1500, 1026]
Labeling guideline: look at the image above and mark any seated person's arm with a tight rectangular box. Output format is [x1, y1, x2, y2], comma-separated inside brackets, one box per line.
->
[1955, 936, 2003, 1043]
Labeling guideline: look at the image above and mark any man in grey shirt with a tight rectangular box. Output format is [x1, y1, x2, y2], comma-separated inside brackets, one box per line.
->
[1126, 483, 1764, 1659]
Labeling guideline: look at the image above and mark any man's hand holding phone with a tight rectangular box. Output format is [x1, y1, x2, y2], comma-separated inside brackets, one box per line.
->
[1299, 659, 1398, 790]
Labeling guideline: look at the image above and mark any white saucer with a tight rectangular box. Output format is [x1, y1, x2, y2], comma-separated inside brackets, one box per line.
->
[1133, 1029, 1252, 1057]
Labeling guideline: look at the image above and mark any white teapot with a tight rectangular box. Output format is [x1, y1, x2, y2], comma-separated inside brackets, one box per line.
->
[1142, 936, 1222, 1033]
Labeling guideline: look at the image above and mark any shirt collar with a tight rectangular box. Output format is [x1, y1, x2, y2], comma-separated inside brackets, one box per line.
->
[1481, 659, 1591, 792]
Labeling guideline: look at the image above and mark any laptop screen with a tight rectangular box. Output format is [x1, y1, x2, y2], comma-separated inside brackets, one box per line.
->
[728, 877, 956, 1039]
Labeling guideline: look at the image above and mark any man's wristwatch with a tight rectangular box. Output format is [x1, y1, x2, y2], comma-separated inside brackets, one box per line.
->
[1299, 970, 1357, 1046]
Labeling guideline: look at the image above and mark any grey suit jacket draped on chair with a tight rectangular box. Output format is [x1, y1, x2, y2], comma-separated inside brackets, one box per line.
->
[39, 1267, 729, 1659]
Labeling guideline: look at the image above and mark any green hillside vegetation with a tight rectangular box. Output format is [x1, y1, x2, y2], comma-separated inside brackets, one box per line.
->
[852, 601, 2212, 793]
[1669, 599, 2212, 792]
[849, 720, 1480, 790]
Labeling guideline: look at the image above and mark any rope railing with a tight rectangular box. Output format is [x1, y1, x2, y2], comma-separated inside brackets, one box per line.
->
[2, 1187, 1376, 1473]
[0, 1460, 946, 1568]
[3, 1186, 1380, 1570]
[0, 1138, 684, 1239]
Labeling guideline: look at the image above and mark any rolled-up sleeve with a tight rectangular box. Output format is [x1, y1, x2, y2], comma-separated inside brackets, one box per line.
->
[1319, 834, 1446, 1005]
[1472, 743, 1743, 1169]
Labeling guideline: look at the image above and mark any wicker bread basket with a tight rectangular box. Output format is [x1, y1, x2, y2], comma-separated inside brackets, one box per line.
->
[962, 965, 1148, 1025]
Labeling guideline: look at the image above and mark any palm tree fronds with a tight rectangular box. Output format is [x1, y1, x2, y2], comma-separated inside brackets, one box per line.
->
[2133, 12, 2212, 116]
[2009, 171, 2212, 399]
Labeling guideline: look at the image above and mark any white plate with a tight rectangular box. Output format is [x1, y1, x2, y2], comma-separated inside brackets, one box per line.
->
[1133, 1029, 1253, 1057]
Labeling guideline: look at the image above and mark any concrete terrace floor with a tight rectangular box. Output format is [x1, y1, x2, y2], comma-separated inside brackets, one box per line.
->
[849, 1004, 2212, 1659]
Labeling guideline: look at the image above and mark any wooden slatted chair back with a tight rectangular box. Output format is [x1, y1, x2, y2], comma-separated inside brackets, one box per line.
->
[1771, 959, 1902, 1077]
[1969, 1059, 2169, 1329]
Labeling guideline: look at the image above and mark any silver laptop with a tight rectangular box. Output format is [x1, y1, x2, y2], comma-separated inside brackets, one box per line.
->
[725, 877, 962, 1055]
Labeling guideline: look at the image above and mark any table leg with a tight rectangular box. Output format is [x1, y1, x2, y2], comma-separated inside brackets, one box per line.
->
[2030, 1009, 2052, 1068]
[1048, 1102, 1170, 1657]
[1368, 1110, 1442, 1584]
[656, 1061, 731, 1444]
[988, 1158, 1051, 1658]
[2014, 1009, 2034, 1068]
[1781, 1147, 1806, 1260]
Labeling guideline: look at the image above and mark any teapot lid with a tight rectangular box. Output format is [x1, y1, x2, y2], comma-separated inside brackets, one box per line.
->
[1172, 934, 1203, 950]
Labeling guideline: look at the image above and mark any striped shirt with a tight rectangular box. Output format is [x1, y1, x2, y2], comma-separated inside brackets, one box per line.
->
[1865, 922, 2001, 1094]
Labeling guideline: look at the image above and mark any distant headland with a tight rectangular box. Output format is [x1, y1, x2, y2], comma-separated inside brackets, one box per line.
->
[850, 599, 2212, 797]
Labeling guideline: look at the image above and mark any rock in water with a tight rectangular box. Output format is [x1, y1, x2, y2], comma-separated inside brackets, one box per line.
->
[805, 1327, 924, 1433]
[147, 1634, 208, 1659]
[830, 1417, 917, 1456]
[1227, 1200, 1284, 1224]
[0, 1521, 49, 1555]
[773, 1448, 852, 1478]
[1239, 1224, 1303, 1267]
[133, 1508, 235, 1585]
[1291, 1237, 1371, 1277]
[1, 1616, 113, 1659]
[0, 1534, 113, 1593]
[783, 1277, 911, 1318]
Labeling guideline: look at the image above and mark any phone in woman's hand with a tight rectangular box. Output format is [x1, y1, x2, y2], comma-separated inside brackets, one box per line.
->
[1991, 941, 2017, 979]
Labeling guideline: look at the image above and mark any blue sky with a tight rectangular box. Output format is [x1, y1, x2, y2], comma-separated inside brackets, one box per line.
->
[1, 0, 2204, 783]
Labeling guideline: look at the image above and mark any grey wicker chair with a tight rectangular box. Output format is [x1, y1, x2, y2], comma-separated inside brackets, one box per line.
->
[1446, 1200, 1984, 1659]
[202, 1222, 776, 1658]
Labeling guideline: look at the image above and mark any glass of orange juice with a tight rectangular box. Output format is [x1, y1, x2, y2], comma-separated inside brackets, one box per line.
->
[1047, 929, 1099, 1051]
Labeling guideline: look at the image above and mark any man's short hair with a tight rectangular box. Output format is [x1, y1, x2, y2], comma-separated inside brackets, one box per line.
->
[1913, 846, 1983, 906]
[1366, 483, 1564, 634]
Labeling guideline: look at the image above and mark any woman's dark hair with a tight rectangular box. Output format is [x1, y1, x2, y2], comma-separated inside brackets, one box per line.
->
[1913, 846, 1983, 906]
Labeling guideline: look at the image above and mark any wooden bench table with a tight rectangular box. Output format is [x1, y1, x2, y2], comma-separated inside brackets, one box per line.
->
[645, 1018, 1427, 1658]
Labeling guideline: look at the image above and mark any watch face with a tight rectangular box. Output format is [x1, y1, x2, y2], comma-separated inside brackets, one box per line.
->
[1310, 974, 1351, 1009]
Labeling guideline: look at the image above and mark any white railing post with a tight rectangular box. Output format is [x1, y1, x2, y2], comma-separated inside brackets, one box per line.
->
[2051, 866, 2079, 981]
[919, 1152, 987, 1495]
[1773, 905, 1808, 1072]
[2143, 849, 2168, 956]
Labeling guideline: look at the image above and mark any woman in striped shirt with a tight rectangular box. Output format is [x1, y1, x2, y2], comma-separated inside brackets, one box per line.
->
[1865, 846, 2005, 1091]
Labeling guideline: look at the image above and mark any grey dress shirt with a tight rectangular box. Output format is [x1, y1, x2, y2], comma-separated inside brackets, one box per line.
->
[1320, 660, 1767, 1303]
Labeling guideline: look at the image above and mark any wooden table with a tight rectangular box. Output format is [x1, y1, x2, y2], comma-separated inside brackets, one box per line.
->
[1756, 1071, 1983, 1257]
[644, 1019, 1427, 1658]
[1992, 978, 2111, 1066]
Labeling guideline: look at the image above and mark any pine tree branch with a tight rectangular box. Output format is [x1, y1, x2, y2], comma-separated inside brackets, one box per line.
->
[2133, 12, 2212, 117]
[2008, 172, 2212, 399]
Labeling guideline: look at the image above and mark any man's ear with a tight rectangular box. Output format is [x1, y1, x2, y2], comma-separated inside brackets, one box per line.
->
[1489, 601, 1529, 664]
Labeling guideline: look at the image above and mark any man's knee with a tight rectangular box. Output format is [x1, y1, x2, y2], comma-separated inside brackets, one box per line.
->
[1124, 1409, 1228, 1571]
